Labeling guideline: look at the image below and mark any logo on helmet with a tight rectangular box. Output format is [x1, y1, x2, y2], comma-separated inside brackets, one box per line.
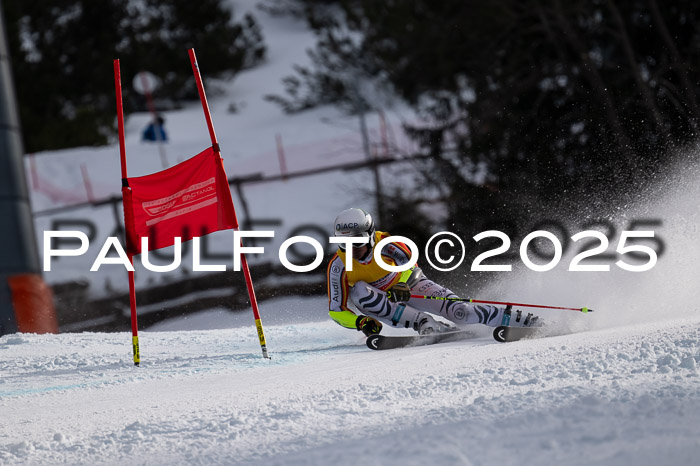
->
[336, 222, 359, 231]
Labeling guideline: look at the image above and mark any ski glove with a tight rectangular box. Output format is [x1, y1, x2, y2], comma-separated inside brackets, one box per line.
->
[386, 282, 411, 303]
[356, 315, 382, 336]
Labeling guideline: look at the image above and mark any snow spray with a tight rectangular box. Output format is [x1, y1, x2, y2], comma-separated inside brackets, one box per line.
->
[478, 150, 700, 333]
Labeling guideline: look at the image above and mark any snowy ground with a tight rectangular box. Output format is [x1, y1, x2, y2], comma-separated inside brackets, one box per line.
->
[1, 308, 699, 465]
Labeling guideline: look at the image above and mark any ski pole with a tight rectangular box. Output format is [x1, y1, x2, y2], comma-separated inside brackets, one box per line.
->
[410, 295, 594, 313]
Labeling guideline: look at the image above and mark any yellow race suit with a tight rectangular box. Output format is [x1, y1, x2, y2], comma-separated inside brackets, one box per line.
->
[326, 230, 419, 329]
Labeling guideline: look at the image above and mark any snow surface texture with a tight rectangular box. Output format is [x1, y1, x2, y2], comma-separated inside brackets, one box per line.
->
[2, 312, 699, 465]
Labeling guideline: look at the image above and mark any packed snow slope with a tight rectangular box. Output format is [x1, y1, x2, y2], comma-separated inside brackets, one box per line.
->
[1, 308, 699, 466]
[9, 143, 700, 466]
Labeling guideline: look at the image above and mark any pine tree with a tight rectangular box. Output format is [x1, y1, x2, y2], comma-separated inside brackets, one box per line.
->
[2, 0, 266, 152]
[271, 0, 700, 239]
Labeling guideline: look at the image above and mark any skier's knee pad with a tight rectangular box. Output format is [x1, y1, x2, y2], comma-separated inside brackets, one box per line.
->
[350, 281, 423, 326]
[350, 282, 392, 318]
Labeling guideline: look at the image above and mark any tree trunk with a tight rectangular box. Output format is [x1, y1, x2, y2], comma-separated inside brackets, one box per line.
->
[552, 0, 637, 174]
[646, 0, 700, 129]
[606, 0, 667, 142]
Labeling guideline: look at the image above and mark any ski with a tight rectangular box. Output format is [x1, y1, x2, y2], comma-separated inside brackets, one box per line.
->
[492, 325, 545, 343]
[366, 329, 476, 350]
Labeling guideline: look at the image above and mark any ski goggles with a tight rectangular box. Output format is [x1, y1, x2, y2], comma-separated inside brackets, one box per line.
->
[336, 234, 371, 252]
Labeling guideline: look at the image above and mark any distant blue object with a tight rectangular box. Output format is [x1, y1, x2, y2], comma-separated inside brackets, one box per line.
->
[142, 116, 167, 142]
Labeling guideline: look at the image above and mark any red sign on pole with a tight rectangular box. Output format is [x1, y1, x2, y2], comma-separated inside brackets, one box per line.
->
[123, 146, 236, 255]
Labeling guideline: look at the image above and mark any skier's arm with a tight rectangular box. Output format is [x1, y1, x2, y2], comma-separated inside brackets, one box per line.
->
[382, 238, 423, 301]
[327, 254, 359, 329]
[381, 238, 422, 281]
[326, 254, 382, 334]
[330, 309, 359, 329]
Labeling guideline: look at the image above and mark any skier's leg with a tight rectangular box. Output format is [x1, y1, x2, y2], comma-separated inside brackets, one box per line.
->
[349, 281, 450, 334]
[409, 278, 507, 327]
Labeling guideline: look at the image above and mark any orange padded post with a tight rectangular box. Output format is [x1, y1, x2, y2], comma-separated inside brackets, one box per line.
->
[8, 274, 58, 334]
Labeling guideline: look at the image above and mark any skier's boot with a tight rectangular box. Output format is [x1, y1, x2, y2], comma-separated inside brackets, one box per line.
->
[415, 313, 454, 335]
[510, 310, 543, 328]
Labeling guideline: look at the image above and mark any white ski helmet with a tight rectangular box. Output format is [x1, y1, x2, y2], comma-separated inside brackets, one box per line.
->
[333, 208, 375, 251]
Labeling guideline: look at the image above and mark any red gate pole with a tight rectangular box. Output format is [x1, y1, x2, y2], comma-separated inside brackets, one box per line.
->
[188, 48, 270, 359]
[114, 59, 140, 366]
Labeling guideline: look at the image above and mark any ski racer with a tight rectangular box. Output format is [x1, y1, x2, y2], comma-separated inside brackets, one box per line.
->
[326, 208, 539, 337]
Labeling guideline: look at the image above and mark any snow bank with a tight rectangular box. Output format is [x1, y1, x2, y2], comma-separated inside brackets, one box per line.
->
[1, 317, 699, 465]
